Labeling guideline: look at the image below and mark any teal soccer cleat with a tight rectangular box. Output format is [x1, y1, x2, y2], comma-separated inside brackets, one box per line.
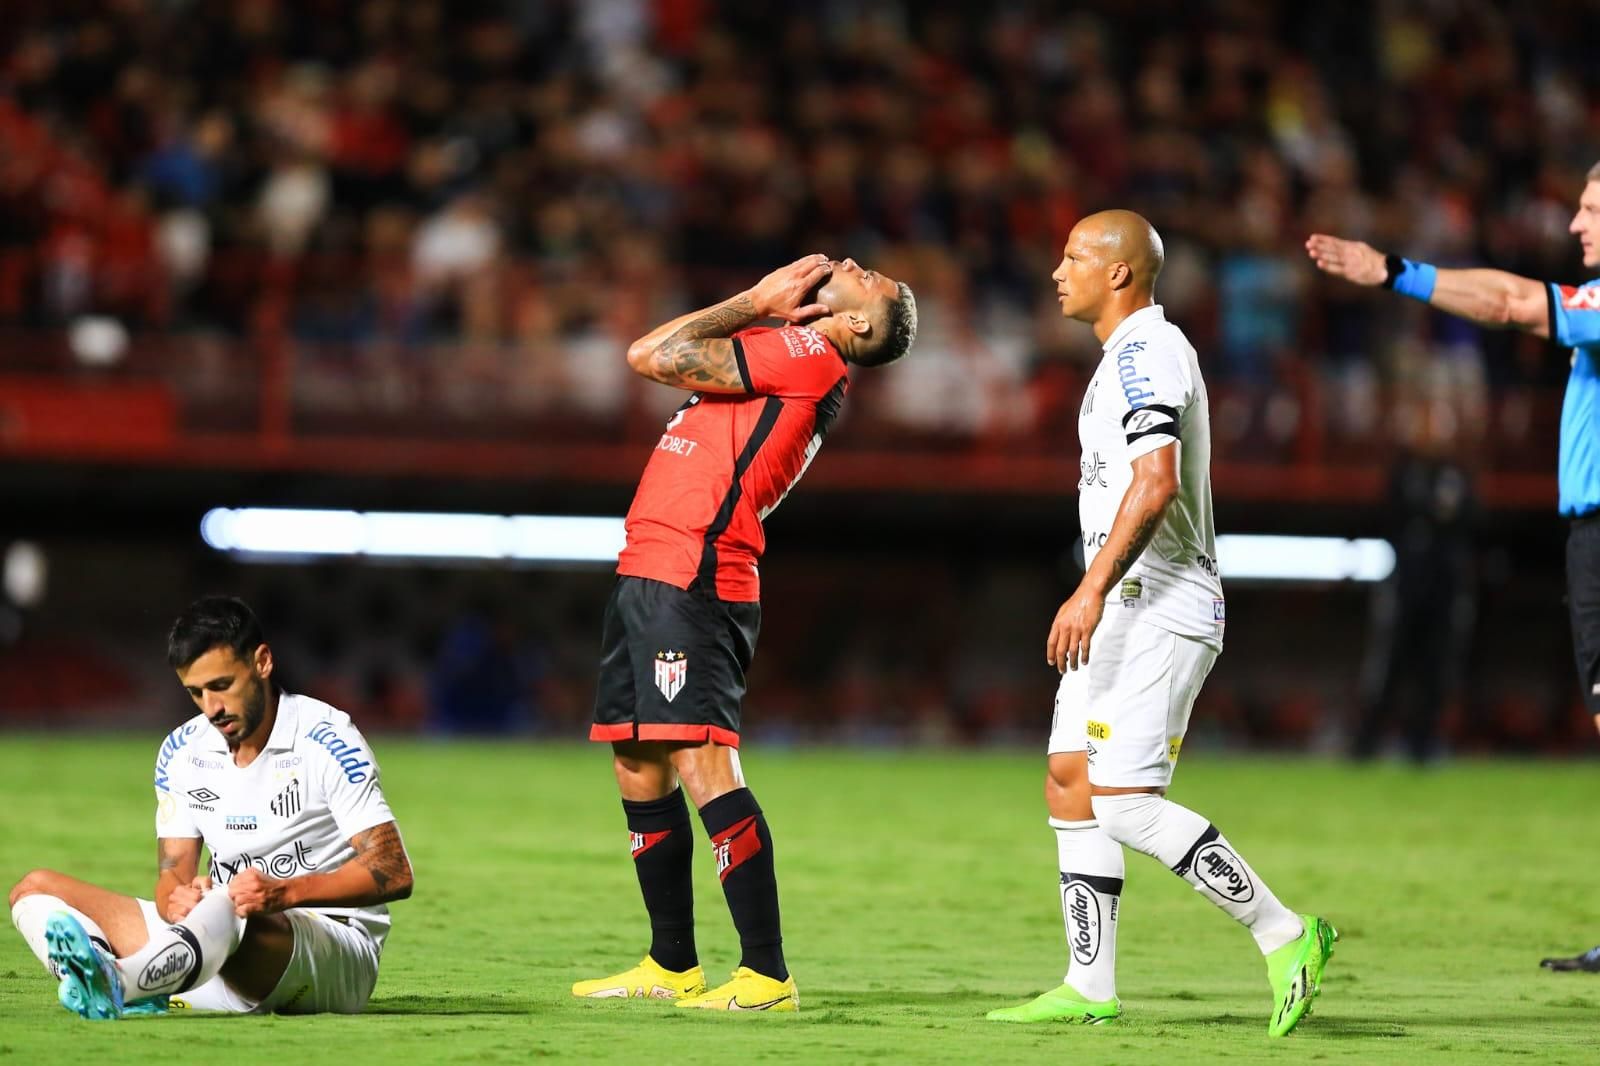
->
[46, 913, 125, 1020]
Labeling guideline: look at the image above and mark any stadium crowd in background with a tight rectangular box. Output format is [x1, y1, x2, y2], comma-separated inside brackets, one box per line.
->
[2, 0, 1597, 445]
[4, 1, 1600, 755]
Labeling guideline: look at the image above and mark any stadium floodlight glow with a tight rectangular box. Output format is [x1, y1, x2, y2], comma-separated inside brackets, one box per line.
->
[199, 508, 627, 565]
[1215, 535, 1395, 583]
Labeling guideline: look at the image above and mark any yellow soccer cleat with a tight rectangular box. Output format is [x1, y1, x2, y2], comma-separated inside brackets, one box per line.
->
[571, 956, 707, 1000]
[675, 967, 798, 1012]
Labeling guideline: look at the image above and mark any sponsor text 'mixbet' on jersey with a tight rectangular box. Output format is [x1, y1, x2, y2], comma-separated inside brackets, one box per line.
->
[1077, 305, 1224, 647]
[153, 692, 396, 948]
[617, 325, 849, 601]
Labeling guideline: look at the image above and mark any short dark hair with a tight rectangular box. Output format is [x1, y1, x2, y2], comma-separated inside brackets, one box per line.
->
[167, 596, 265, 669]
[854, 282, 918, 368]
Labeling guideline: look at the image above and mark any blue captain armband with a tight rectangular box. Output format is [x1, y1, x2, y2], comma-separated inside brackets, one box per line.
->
[1382, 254, 1437, 302]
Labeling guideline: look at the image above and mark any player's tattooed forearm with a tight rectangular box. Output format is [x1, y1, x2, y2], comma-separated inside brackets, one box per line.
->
[351, 822, 412, 894]
[653, 341, 743, 388]
[650, 295, 757, 389]
[664, 294, 758, 344]
[1109, 509, 1163, 580]
[157, 839, 186, 872]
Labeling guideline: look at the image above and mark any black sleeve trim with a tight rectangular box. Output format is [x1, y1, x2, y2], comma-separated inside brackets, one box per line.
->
[731, 336, 752, 391]
[1122, 403, 1179, 428]
[1547, 282, 1559, 343]
[1127, 425, 1180, 445]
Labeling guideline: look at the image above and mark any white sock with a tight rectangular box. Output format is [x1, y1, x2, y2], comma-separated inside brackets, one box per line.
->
[115, 888, 243, 998]
[1050, 817, 1122, 1001]
[1092, 793, 1304, 954]
[12, 894, 114, 978]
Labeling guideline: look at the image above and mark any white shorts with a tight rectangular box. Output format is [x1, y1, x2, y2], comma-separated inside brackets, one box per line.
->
[136, 899, 380, 1014]
[1046, 608, 1218, 788]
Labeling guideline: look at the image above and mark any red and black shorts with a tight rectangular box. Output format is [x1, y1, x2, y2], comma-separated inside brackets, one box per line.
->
[590, 576, 761, 748]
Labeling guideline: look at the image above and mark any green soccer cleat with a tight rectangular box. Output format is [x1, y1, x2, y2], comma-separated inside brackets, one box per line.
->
[1267, 914, 1338, 1037]
[46, 913, 124, 1021]
[985, 983, 1121, 1024]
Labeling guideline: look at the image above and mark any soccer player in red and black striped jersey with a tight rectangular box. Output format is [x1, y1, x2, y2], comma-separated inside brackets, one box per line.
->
[573, 254, 916, 1011]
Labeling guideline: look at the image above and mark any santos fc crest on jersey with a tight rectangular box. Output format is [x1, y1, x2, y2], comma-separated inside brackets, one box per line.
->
[654, 650, 688, 702]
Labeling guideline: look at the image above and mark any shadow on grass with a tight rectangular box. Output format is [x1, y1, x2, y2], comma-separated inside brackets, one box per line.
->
[363, 993, 535, 1016]
[820, 989, 999, 1009]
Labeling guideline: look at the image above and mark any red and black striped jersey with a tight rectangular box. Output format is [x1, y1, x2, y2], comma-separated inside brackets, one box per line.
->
[616, 325, 849, 601]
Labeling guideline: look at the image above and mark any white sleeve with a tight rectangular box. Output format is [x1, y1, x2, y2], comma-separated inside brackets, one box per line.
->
[1110, 339, 1188, 461]
[153, 728, 200, 839]
[308, 719, 396, 839]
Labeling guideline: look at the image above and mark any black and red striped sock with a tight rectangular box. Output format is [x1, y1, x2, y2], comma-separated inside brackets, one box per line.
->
[623, 788, 697, 973]
[699, 787, 787, 982]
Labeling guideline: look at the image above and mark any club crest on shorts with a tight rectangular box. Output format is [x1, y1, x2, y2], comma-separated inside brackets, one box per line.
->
[654, 650, 688, 702]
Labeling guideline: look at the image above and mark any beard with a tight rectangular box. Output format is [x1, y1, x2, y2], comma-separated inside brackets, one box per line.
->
[227, 675, 270, 748]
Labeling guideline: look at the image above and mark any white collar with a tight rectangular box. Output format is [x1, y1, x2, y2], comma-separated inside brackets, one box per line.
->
[1101, 304, 1166, 353]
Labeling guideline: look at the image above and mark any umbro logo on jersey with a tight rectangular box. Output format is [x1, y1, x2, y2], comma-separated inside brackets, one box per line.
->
[186, 788, 219, 811]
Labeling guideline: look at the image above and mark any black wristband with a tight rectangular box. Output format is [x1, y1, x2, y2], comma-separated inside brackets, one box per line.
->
[1382, 254, 1404, 290]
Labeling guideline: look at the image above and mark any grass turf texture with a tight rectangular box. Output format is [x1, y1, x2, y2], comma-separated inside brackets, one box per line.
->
[1, 739, 1598, 1064]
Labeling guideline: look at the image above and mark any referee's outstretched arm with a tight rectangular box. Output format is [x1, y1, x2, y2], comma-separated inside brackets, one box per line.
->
[1305, 232, 1552, 338]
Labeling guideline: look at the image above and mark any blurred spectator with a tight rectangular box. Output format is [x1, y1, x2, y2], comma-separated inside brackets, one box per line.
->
[1351, 402, 1479, 762]
[426, 610, 536, 735]
[0, 0, 1594, 461]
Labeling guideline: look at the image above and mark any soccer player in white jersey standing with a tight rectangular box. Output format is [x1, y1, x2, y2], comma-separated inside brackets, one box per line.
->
[7, 596, 414, 1019]
[986, 210, 1337, 1036]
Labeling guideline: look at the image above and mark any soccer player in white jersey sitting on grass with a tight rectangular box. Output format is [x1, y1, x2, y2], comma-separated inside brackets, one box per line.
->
[7, 596, 414, 1019]
[985, 211, 1337, 1036]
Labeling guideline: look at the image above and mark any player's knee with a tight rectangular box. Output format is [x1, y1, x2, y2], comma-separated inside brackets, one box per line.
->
[1044, 772, 1091, 821]
[668, 745, 737, 807]
[8, 869, 59, 908]
[1090, 792, 1165, 846]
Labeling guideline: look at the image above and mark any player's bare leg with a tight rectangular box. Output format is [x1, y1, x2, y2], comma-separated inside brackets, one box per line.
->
[219, 913, 296, 1001]
[14, 868, 254, 1020]
[11, 869, 153, 960]
[573, 741, 707, 1001]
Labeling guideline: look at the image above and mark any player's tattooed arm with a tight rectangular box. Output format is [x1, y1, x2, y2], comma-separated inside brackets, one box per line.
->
[1106, 509, 1164, 583]
[154, 836, 202, 921]
[1047, 445, 1179, 673]
[1092, 446, 1180, 592]
[624, 254, 834, 392]
[638, 295, 758, 393]
[350, 821, 415, 900]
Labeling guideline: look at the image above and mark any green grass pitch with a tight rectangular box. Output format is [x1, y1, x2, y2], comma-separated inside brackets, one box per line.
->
[1, 738, 1598, 1064]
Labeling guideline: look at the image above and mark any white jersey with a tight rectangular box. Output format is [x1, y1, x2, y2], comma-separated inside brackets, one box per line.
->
[153, 692, 397, 950]
[1078, 304, 1224, 648]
